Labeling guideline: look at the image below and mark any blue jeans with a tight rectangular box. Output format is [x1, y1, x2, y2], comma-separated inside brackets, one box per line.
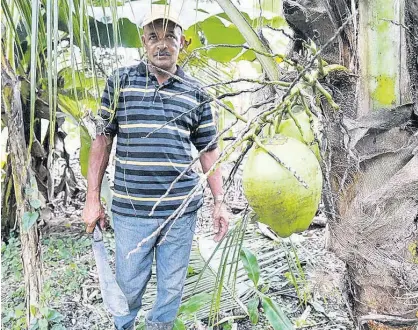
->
[113, 212, 197, 330]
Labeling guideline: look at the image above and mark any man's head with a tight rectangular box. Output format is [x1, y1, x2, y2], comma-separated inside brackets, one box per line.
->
[141, 7, 185, 72]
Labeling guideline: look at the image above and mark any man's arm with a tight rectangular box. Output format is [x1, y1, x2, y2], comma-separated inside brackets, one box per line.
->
[82, 134, 113, 233]
[199, 147, 229, 242]
[199, 147, 223, 199]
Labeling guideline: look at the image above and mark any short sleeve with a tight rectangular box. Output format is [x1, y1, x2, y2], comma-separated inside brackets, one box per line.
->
[96, 75, 118, 137]
[191, 102, 218, 152]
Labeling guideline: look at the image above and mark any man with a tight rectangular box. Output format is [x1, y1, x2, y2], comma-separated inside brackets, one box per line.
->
[82, 5, 229, 330]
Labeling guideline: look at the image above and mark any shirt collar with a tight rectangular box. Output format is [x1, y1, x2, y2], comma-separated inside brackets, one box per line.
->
[137, 61, 184, 83]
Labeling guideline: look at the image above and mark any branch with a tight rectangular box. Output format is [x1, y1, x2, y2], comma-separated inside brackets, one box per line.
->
[252, 135, 309, 188]
[145, 62, 248, 123]
[265, 25, 296, 41]
[280, 11, 356, 105]
[183, 44, 295, 67]
[127, 127, 249, 256]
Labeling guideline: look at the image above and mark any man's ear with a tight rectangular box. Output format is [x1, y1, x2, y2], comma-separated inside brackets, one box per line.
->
[141, 34, 146, 45]
[180, 35, 186, 50]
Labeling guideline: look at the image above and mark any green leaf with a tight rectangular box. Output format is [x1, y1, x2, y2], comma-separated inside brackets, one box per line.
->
[46, 308, 63, 322]
[30, 305, 38, 317]
[261, 284, 270, 293]
[118, 18, 142, 48]
[187, 265, 196, 277]
[183, 25, 203, 52]
[239, 247, 260, 287]
[200, 16, 245, 62]
[29, 318, 39, 330]
[248, 297, 259, 325]
[87, 17, 142, 48]
[215, 0, 279, 80]
[23, 212, 40, 232]
[30, 199, 42, 209]
[262, 296, 294, 330]
[57, 94, 82, 121]
[79, 127, 92, 178]
[258, 0, 282, 14]
[235, 49, 257, 62]
[39, 307, 49, 317]
[178, 292, 211, 316]
[222, 323, 232, 330]
[38, 318, 48, 330]
[173, 318, 186, 330]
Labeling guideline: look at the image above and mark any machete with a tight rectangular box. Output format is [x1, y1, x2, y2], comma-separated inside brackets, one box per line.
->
[92, 224, 129, 316]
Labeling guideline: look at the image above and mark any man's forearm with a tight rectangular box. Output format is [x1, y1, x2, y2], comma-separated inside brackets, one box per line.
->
[86, 134, 113, 202]
[199, 148, 223, 201]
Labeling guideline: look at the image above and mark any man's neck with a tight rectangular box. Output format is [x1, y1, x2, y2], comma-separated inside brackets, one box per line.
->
[148, 64, 177, 85]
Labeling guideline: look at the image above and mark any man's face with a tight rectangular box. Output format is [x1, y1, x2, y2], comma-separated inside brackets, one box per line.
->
[142, 20, 184, 71]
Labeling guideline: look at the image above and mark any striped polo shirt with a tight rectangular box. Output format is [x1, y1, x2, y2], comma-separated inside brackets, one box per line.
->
[96, 61, 217, 219]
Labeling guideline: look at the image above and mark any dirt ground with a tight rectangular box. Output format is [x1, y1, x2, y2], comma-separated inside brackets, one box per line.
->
[1, 154, 355, 330]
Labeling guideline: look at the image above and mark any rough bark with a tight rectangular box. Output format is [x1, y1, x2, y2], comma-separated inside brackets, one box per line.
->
[1, 156, 17, 236]
[2, 52, 42, 327]
[283, 0, 418, 328]
[405, 0, 418, 118]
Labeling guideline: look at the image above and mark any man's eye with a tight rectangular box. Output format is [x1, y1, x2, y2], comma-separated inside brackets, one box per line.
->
[149, 35, 156, 40]
[167, 35, 175, 39]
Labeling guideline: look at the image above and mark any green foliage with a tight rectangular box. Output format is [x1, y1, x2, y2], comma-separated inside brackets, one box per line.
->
[240, 247, 294, 330]
[22, 211, 40, 232]
[29, 199, 42, 209]
[183, 25, 203, 52]
[173, 318, 186, 330]
[118, 18, 143, 48]
[262, 296, 294, 330]
[200, 16, 245, 62]
[283, 241, 310, 305]
[1, 236, 23, 281]
[178, 292, 211, 316]
[2, 237, 26, 330]
[239, 247, 260, 287]
[174, 292, 211, 326]
[80, 127, 92, 178]
[247, 297, 260, 325]
[43, 236, 91, 262]
[187, 265, 197, 277]
[2, 303, 26, 330]
[42, 236, 92, 296]
[28, 306, 64, 330]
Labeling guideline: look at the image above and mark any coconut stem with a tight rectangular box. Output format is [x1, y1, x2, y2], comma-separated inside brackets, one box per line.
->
[315, 81, 339, 110]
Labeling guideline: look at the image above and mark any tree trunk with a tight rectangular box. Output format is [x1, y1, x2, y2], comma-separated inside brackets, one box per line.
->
[1, 155, 17, 236]
[2, 52, 42, 327]
[283, 0, 418, 328]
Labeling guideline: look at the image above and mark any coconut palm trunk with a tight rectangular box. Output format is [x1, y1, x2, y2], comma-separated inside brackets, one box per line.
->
[282, 0, 418, 327]
[218, 0, 417, 327]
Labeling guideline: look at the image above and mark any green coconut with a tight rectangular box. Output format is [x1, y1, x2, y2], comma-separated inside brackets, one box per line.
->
[243, 135, 323, 238]
[278, 106, 321, 160]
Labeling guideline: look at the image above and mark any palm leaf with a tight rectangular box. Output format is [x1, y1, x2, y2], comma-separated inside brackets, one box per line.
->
[135, 217, 305, 327]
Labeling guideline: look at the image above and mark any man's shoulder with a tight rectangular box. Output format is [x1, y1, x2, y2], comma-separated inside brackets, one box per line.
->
[181, 71, 203, 88]
[111, 64, 141, 78]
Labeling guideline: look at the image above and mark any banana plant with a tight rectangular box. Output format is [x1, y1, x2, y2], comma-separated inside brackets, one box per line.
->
[2, 0, 107, 324]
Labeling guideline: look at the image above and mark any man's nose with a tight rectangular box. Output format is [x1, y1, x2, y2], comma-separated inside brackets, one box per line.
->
[157, 41, 168, 50]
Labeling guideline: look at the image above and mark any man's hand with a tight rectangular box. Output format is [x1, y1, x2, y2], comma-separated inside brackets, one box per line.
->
[213, 202, 229, 242]
[82, 198, 107, 233]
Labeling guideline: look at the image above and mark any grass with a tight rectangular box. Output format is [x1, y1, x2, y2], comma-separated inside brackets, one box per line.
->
[1, 229, 95, 329]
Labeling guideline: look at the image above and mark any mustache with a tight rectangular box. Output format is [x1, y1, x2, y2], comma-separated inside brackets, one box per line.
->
[154, 51, 171, 57]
